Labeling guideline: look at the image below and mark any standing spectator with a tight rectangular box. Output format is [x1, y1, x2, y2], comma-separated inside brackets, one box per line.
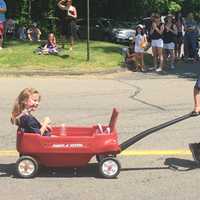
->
[150, 13, 164, 72]
[183, 13, 198, 61]
[17, 25, 27, 40]
[58, 0, 77, 51]
[5, 17, 15, 39]
[163, 14, 178, 70]
[175, 12, 184, 60]
[27, 22, 41, 42]
[0, 0, 7, 49]
[134, 24, 147, 72]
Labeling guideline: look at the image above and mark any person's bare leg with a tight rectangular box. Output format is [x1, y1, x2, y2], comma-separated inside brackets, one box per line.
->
[69, 36, 74, 50]
[61, 35, 65, 49]
[193, 87, 200, 112]
[139, 53, 144, 72]
[141, 53, 144, 68]
[0, 35, 3, 48]
[163, 48, 168, 69]
[152, 47, 158, 68]
[27, 33, 32, 41]
[168, 49, 175, 69]
[157, 47, 163, 69]
[37, 33, 41, 41]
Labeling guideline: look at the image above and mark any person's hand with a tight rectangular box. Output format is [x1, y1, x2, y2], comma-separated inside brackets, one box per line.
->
[43, 117, 51, 125]
[45, 124, 52, 132]
[152, 23, 157, 29]
[165, 25, 170, 32]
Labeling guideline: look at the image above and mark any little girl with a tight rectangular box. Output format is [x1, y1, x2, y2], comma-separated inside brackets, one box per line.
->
[134, 24, 147, 72]
[41, 33, 58, 54]
[11, 88, 51, 135]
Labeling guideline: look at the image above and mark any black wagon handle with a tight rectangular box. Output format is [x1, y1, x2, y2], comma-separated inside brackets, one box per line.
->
[120, 112, 194, 152]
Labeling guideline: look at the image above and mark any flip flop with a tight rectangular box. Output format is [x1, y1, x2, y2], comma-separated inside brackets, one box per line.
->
[191, 111, 200, 116]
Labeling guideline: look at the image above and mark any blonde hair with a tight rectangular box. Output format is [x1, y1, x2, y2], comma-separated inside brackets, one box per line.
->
[48, 33, 56, 45]
[11, 88, 41, 125]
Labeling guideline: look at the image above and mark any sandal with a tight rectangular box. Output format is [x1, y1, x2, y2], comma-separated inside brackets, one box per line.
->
[140, 68, 147, 72]
[191, 111, 200, 116]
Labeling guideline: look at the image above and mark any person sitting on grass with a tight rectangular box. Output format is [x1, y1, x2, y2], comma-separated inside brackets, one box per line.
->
[39, 33, 58, 55]
[35, 33, 58, 55]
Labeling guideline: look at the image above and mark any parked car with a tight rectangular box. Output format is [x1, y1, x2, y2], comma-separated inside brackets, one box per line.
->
[111, 21, 137, 44]
[76, 18, 113, 41]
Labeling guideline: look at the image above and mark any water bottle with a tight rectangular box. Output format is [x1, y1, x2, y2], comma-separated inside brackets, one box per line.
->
[60, 124, 66, 136]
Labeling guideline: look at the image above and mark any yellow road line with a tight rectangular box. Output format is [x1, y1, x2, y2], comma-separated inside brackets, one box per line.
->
[120, 150, 191, 156]
[0, 149, 192, 157]
[0, 150, 18, 156]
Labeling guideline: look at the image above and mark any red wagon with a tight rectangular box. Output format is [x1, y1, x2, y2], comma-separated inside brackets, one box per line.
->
[16, 108, 121, 178]
[16, 108, 193, 178]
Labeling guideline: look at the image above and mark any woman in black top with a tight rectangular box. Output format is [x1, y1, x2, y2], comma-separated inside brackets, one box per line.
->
[175, 12, 184, 60]
[11, 88, 51, 135]
[58, 0, 77, 51]
[163, 14, 178, 70]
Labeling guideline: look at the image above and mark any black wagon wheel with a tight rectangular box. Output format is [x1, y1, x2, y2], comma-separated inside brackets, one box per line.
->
[16, 156, 39, 178]
[98, 157, 121, 178]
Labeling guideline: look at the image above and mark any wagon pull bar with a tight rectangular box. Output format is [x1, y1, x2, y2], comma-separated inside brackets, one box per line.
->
[120, 112, 194, 152]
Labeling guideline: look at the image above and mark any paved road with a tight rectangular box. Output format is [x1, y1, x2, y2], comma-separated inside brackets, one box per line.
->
[1, 64, 200, 200]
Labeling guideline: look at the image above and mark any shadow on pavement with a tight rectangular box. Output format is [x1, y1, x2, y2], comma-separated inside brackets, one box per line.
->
[0, 163, 104, 179]
[125, 52, 200, 81]
[1, 159, 199, 178]
[164, 157, 200, 171]
[121, 166, 169, 171]
[37, 163, 100, 178]
[0, 163, 15, 177]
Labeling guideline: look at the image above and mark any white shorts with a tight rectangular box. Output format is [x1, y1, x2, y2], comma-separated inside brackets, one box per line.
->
[134, 46, 144, 53]
[163, 42, 175, 50]
[151, 39, 163, 48]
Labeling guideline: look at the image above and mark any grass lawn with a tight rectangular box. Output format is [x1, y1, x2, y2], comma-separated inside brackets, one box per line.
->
[0, 40, 125, 74]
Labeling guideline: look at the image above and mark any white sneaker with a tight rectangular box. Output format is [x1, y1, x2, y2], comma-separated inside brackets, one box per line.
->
[0, 47, 2, 50]
[156, 67, 162, 72]
[170, 65, 175, 69]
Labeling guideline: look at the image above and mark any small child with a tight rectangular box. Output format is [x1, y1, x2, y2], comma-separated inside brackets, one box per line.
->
[124, 40, 138, 71]
[134, 24, 147, 72]
[11, 88, 52, 135]
[40, 33, 58, 54]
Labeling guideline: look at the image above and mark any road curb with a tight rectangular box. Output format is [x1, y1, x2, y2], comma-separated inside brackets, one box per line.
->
[0, 67, 126, 77]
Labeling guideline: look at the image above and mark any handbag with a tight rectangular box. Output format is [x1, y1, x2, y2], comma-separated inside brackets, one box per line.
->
[140, 36, 148, 49]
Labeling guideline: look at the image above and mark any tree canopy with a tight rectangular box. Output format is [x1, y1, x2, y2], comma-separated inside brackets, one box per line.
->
[5, 0, 200, 35]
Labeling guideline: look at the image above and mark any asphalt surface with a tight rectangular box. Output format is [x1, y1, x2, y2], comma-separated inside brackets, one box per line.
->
[1, 61, 200, 200]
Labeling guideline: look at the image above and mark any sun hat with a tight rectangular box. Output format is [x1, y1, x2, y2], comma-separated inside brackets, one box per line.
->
[136, 24, 143, 29]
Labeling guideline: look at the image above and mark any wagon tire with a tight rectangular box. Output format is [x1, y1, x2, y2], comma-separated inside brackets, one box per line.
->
[99, 157, 121, 178]
[16, 156, 39, 178]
